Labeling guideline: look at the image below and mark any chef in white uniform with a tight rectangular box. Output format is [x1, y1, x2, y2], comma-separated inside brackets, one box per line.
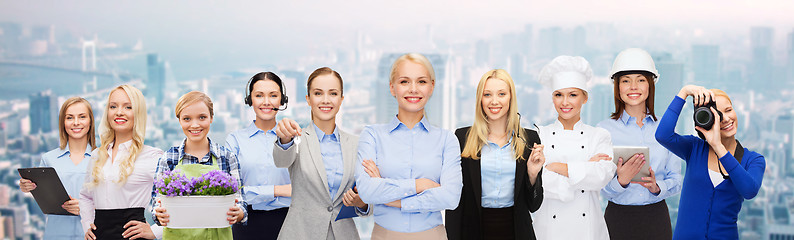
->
[531, 55, 616, 240]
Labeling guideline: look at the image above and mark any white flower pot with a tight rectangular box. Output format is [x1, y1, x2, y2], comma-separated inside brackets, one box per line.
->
[160, 194, 236, 229]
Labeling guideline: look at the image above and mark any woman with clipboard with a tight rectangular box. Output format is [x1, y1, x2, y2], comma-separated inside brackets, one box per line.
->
[597, 48, 682, 240]
[272, 67, 370, 240]
[79, 85, 164, 240]
[19, 97, 97, 240]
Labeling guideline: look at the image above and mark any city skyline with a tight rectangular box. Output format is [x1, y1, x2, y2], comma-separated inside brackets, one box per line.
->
[2, 1, 794, 239]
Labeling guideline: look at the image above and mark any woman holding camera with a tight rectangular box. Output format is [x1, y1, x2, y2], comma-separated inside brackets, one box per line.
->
[598, 48, 682, 240]
[655, 85, 765, 239]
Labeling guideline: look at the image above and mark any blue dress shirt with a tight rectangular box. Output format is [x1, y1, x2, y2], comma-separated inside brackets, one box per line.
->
[598, 110, 683, 205]
[480, 140, 516, 208]
[39, 144, 92, 240]
[355, 116, 462, 233]
[313, 123, 345, 199]
[226, 121, 291, 210]
[656, 96, 765, 239]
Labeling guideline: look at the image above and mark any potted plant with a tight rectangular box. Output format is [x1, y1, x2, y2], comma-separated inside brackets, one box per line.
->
[155, 169, 239, 229]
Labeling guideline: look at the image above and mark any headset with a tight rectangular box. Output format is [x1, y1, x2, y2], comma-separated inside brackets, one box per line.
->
[244, 72, 289, 111]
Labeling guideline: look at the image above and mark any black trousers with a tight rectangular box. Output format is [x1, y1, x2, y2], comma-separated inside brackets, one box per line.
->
[93, 208, 146, 240]
[481, 207, 515, 240]
[605, 200, 672, 240]
[232, 206, 288, 240]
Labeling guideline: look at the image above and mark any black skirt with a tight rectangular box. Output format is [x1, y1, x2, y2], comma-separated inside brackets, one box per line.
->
[604, 200, 672, 240]
[93, 207, 146, 240]
[232, 206, 288, 240]
[481, 207, 515, 240]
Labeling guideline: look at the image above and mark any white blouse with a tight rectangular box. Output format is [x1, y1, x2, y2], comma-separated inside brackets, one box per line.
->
[79, 140, 163, 233]
[531, 120, 616, 240]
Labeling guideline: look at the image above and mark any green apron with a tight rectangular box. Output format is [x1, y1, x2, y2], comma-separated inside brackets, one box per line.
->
[162, 155, 234, 240]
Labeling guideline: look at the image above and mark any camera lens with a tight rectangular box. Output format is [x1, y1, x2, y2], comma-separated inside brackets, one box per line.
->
[694, 106, 714, 130]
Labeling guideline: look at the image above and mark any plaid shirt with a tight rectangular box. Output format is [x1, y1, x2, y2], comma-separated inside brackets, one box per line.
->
[150, 138, 247, 226]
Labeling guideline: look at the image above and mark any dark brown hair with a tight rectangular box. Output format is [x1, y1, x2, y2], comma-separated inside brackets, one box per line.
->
[610, 73, 657, 121]
[307, 67, 344, 95]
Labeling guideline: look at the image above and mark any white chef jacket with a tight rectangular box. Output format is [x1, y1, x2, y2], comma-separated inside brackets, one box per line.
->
[531, 120, 616, 240]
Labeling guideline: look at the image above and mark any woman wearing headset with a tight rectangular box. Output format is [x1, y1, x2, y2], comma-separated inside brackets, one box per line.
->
[225, 72, 292, 240]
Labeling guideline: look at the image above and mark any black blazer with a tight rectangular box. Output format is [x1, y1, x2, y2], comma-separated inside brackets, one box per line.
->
[445, 127, 543, 240]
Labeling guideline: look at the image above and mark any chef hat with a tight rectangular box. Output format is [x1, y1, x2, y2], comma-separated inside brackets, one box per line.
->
[538, 55, 593, 93]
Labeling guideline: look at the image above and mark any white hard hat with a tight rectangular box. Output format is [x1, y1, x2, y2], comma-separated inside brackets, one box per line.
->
[538, 55, 593, 93]
[609, 48, 659, 82]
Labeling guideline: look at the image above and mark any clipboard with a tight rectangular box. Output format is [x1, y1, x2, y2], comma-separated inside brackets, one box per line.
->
[17, 167, 75, 215]
[335, 184, 361, 221]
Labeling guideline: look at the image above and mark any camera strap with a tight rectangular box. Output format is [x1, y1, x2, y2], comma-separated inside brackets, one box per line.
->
[717, 140, 744, 179]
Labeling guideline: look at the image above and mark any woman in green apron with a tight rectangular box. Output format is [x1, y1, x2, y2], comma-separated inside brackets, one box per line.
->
[149, 91, 246, 239]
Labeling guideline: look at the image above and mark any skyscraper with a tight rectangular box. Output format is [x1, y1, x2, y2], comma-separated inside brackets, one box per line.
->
[28, 90, 57, 134]
[147, 53, 167, 105]
[281, 70, 306, 103]
[691, 44, 720, 87]
[787, 30, 794, 86]
[750, 27, 774, 91]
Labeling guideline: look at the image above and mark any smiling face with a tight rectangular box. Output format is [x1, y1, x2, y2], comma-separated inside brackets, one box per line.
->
[552, 87, 588, 121]
[307, 74, 344, 123]
[250, 79, 282, 122]
[390, 60, 435, 114]
[618, 74, 650, 107]
[178, 101, 213, 143]
[481, 77, 511, 122]
[63, 102, 92, 141]
[715, 96, 738, 139]
[106, 89, 134, 135]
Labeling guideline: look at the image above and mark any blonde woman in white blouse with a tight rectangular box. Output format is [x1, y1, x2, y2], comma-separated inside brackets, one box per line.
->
[80, 85, 163, 240]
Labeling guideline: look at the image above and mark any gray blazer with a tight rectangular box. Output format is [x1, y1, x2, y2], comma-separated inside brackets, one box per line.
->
[273, 125, 370, 240]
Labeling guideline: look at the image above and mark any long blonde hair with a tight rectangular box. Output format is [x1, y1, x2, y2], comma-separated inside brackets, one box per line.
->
[58, 97, 97, 150]
[88, 85, 148, 187]
[461, 69, 526, 160]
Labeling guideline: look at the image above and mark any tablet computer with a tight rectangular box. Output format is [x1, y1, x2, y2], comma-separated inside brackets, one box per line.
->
[612, 146, 651, 183]
[17, 167, 74, 215]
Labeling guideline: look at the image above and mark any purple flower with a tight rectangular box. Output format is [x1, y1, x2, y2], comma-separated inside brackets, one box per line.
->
[155, 169, 238, 197]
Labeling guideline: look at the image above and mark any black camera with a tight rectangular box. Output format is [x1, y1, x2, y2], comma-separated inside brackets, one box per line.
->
[693, 100, 723, 138]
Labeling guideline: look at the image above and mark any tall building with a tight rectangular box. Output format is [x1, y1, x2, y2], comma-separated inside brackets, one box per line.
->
[537, 27, 563, 59]
[475, 40, 491, 66]
[281, 70, 306, 103]
[691, 44, 720, 87]
[750, 27, 774, 91]
[28, 90, 57, 134]
[374, 53, 448, 128]
[147, 53, 167, 105]
[788, 30, 794, 86]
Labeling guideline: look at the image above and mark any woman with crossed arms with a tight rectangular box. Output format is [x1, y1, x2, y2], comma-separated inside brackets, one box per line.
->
[356, 53, 462, 240]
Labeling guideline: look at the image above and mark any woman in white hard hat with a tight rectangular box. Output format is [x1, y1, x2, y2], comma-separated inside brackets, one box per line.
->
[532, 56, 616, 240]
[597, 48, 682, 240]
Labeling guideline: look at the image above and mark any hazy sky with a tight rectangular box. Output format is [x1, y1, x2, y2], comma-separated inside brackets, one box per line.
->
[2, 0, 793, 79]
